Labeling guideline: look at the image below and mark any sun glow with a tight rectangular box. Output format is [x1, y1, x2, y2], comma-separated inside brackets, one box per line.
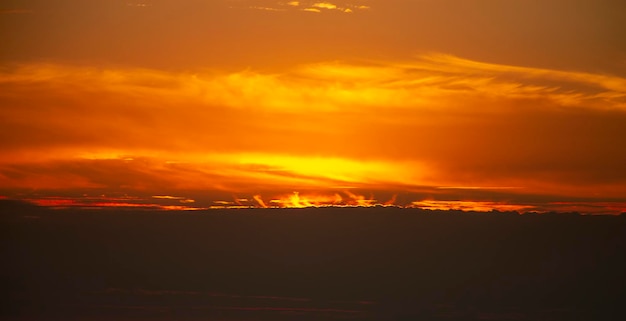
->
[2, 54, 626, 214]
[268, 191, 377, 208]
[234, 153, 426, 188]
[206, 191, 379, 209]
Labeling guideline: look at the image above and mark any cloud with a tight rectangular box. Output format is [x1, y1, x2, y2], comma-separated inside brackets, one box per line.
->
[410, 200, 534, 213]
[1, 54, 626, 208]
[312, 3, 338, 10]
[412, 54, 626, 102]
[248, 6, 286, 11]
[229, 1, 366, 14]
[126, 2, 152, 8]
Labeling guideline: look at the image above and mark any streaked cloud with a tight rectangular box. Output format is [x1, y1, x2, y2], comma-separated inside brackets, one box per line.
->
[410, 200, 534, 213]
[1, 54, 625, 212]
[24, 194, 204, 211]
[229, 0, 369, 13]
[249, 6, 286, 11]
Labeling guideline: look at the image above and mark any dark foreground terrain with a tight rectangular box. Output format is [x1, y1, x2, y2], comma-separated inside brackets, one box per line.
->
[2, 201, 626, 320]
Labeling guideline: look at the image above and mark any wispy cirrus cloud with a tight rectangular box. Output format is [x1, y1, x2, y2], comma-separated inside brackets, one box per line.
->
[1, 54, 625, 211]
[229, 1, 369, 13]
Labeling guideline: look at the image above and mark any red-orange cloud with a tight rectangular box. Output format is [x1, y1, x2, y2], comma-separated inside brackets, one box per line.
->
[1, 55, 625, 212]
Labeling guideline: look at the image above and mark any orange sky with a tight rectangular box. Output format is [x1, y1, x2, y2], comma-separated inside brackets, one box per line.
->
[1, 1, 626, 213]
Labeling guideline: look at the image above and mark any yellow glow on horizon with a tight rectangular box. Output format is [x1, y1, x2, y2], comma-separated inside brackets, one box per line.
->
[19, 192, 626, 214]
[267, 191, 376, 208]
[2, 54, 626, 212]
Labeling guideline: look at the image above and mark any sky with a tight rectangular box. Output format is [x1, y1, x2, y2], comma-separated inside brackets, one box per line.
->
[1, 0, 626, 213]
